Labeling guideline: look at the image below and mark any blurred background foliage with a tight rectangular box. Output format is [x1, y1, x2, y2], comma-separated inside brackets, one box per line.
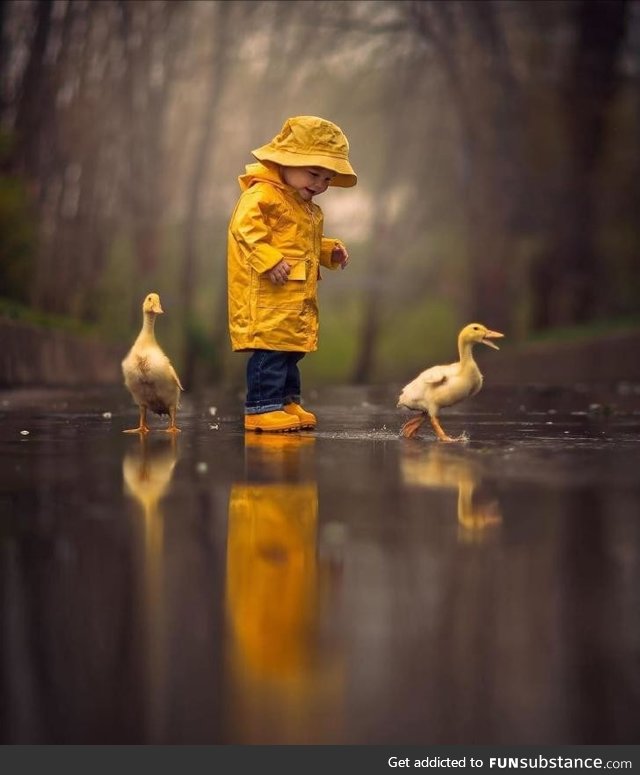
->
[0, 0, 638, 390]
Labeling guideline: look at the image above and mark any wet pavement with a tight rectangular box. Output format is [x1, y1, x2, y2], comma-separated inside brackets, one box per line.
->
[1, 382, 639, 744]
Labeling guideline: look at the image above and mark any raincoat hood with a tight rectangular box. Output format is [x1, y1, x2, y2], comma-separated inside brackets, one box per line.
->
[238, 161, 286, 193]
[251, 116, 357, 188]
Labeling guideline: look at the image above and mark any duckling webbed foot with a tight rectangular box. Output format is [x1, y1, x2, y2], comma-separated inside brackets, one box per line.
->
[123, 406, 150, 434]
[400, 413, 427, 438]
[430, 415, 460, 443]
[164, 408, 181, 433]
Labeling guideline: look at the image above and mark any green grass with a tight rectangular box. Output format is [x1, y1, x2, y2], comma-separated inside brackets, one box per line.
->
[528, 315, 640, 344]
[299, 297, 461, 386]
[301, 299, 361, 385]
[375, 300, 458, 383]
[0, 297, 100, 337]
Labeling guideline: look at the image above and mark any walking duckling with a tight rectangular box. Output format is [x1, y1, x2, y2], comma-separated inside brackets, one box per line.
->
[122, 292, 184, 434]
[397, 323, 503, 442]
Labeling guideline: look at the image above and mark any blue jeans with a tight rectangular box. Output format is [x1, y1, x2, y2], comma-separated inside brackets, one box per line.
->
[245, 350, 306, 414]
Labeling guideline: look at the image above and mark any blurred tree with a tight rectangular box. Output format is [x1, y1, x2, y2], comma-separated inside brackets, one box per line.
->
[351, 52, 421, 384]
[0, 131, 36, 301]
[0, 0, 8, 121]
[116, 0, 190, 326]
[12, 0, 55, 189]
[464, 0, 530, 332]
[0, 0, 638, 388]
[531, 0, 629, 329]
[180, 0, 233, 388]
[404, 0, 524, 334]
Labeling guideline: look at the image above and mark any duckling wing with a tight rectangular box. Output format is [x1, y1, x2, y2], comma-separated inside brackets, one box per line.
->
[167, 361, 184, 392]
[398, 364, 451, 408]
[151, 352, 183, 404]
[417, 364, 453, 385]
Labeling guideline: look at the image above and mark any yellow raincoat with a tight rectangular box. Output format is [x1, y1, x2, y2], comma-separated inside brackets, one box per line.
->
[227, 161, 346, 352]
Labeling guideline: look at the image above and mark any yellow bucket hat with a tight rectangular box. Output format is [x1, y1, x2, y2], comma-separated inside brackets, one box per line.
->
[252, 115, 357, 188]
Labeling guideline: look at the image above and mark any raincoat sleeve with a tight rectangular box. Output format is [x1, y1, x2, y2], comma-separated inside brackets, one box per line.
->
[231, 191, 284, 275]
[319, 237, 345, 270]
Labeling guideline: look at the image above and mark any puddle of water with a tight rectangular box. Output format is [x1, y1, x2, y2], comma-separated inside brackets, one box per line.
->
[1, 385, 640, 743]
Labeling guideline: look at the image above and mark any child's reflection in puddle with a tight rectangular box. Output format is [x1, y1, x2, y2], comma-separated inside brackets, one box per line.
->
[225, 433, 344, 743]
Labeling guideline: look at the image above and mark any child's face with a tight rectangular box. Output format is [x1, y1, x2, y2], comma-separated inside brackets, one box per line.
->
[281, 166, 336, 201]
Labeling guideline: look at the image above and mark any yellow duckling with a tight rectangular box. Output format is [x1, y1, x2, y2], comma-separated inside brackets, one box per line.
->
[122, 292, 184, 434]
[397, 323, 504, 441]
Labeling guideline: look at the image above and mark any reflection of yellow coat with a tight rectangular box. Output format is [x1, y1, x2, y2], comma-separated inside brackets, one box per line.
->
[227, 162, 344, 352]
[225, 483, 318, 680]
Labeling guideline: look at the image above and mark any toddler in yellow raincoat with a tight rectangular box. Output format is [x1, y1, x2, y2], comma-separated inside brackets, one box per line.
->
[227, 115, 358, 432]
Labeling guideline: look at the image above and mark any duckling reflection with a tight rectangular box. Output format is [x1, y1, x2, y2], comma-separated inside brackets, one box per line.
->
[225, 434, 343, 743]
[123, 434, 179, 524]
[400, 442, 501, 543]
[122, 434, 179, 741]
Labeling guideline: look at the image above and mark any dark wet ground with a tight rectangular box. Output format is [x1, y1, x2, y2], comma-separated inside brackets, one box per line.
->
[1, 382, 640, 744]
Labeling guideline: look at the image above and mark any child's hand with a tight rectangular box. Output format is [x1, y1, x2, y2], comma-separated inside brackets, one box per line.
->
[267, 259, 291, 285]
[331, 243, 349, 270]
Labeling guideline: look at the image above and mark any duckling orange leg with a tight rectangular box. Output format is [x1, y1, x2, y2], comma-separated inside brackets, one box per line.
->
[400, 413, 427, 438]
[430, 414, 456, 443]
[124, 405, 151, 434]
[164, 406, 181, 434]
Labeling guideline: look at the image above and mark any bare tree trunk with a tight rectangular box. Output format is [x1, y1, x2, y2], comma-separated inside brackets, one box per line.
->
[465, 0, 528, 334]
[350, 217, 392, 384]
[412, 1, 527, 333]
[180, 1, 232, 389]
[13, 0, 54, 184]
[0, 0, 8, 122]
[41, 1, 126, 319]
[117, 0, 187, 326]
[10, 0, 58, 310]
[407, 2, 488, 327]
[351, 54, 418, 384]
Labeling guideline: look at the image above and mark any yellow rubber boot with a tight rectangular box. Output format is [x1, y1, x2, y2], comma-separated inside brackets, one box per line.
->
[244, 410, 300, 433]
[283, 403, 317, 429]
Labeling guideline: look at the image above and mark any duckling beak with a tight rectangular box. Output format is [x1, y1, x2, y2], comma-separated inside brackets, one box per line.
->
[481, 329, 504, 350]
[153, 303, 164, 314]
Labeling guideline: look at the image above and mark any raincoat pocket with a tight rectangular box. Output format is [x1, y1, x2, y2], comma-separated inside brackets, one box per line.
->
[287, 260, 306, 281]
[258, 259, 307, 310]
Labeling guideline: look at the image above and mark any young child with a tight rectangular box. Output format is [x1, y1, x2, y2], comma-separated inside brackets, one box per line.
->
[227, 115, 357, 432]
